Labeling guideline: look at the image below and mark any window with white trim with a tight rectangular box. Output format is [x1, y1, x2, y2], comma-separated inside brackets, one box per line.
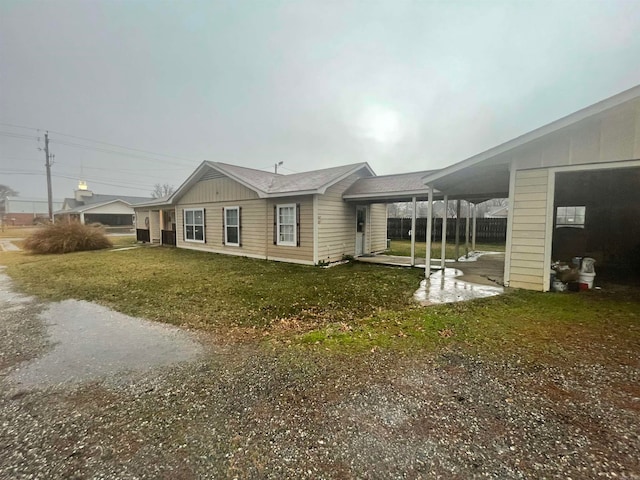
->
[224, 206, 240, 246]
[184, 208, 205, 242]
[277, 204, 296, 246]
[556, 206, 586, 228]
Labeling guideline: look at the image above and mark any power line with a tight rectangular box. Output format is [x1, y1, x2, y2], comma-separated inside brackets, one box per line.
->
[52, 139, 196, 167]
[48, 129, 196, 163]
[0, 122, 198, 166]
[0, 131, 40, 140]
[0, 169, 158, 190]
[0, 122, 43, 132]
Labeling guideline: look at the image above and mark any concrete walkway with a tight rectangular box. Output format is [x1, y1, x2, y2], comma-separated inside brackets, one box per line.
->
[358, 252, 506, 305]
[357, 252, 505, 286]
[0, 239, 21, 252]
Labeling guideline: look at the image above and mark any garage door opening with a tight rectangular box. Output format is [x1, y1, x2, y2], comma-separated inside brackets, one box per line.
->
[552, 166, 640, 284]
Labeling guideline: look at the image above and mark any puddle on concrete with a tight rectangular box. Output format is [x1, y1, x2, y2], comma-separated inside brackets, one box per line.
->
[9, 299, 203, 387]
[414, 268, 504, 306]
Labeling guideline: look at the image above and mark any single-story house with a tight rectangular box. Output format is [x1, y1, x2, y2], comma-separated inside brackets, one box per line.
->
[56, 181, 152, 227]
[421, 84, 640, 291]
[134, 162, 435, 265]
[2, 197, 63, 226]
[136, 84, 640, 292]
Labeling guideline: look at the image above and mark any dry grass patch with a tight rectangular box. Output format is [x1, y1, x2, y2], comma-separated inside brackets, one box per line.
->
[23, 223, 112, 254]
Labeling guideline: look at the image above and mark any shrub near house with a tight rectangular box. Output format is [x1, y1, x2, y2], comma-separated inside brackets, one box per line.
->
[24, 223, 112, 254]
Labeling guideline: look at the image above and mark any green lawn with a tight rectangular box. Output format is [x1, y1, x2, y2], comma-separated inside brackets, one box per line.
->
[2, 245, 638, 360]
[386, 239, 505, 259]
[4, 247, 423, 333]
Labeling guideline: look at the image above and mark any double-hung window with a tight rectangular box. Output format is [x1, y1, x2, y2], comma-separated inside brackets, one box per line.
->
[277, 204, 296, 246]
[184, 208, 205, 242]
[224, 206, 240, 246]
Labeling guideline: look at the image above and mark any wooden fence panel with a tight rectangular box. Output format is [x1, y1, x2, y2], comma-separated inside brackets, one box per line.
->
[387, 218, 507, 243]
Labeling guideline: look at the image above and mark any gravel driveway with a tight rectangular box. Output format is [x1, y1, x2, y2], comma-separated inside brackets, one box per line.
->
[1, 268, 639, 479]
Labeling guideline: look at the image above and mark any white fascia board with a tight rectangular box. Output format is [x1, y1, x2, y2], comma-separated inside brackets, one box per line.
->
[68, 199, 130, 213]
[343, 189, 437, 200]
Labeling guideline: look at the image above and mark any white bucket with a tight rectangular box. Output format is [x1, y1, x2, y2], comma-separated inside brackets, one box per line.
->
[579, 272, 595, 289]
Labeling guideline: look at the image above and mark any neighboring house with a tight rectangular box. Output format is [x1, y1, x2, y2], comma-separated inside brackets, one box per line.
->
[55, 182, 152, 227]
[2, 197, 63, 226]
[421, 84, 640, 291]
[133, 162, 430, 265]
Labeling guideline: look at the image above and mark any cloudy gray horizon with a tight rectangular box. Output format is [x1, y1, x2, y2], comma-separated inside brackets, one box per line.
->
[1, 0, 639, 199]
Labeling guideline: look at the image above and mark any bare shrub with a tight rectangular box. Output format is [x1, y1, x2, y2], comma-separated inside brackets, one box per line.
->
[23, 222, 113, 254]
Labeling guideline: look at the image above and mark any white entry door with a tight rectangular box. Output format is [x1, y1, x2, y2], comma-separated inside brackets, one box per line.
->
[355, 206, 367, 256]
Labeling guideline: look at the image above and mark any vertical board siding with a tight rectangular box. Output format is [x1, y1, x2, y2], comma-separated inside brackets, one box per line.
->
[515, 98, 640, 170]
[508, 169, 549, 290]
[316, 173, 362, 263]
[180, 177, 259, 204]
[369, 204, 388, 252]
[150, 211, 161, 242]
[134, 209, 149, 229]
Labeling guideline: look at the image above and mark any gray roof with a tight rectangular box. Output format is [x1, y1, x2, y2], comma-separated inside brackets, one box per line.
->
[343, 170, 438, 201]
[209, 161, 373, 195]
[58, 194, 153, 214]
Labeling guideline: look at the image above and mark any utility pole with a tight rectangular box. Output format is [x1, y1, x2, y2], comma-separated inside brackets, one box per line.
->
[44, 132, 54, 222]
[274, 161, 283, 174]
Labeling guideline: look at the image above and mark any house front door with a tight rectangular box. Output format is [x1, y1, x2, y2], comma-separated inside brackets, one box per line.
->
[355, 206, 367, 256]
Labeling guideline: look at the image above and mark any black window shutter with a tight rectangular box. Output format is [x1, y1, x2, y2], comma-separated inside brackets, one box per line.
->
[182, 209, 185, 241]
[203, 208, 206, 243]
[296, 203, 301, 247]
[238, 206, 242, 247]
[222, 207, 225, 245]
[273, 205, 277, 245]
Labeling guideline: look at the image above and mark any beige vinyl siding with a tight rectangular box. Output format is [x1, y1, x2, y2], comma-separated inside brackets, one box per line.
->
[134, 209, 149, 229]
[176, 200, 268, 257]
[150, 211, 161, 243]
[508, 169, 549, 290]
[266, 196, 314, 263]
[316, 174, 363, 263]
[369, 203, 388, 253]
[180, 177, 259, 204]
[513, 98, 640, 170]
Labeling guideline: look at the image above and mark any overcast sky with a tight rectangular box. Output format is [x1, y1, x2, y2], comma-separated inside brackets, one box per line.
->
[1, 0, 639, 199]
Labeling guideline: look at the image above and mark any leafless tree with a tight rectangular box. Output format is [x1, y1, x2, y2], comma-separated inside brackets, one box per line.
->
[151, 183, 175, 199]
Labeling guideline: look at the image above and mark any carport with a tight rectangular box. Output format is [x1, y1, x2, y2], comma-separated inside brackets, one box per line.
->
[420, 84, 640, 291]
[343, 170, 499, 275]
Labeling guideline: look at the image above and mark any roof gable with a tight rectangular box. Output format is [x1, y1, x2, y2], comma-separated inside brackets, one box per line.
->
[169, 161, 375, 203]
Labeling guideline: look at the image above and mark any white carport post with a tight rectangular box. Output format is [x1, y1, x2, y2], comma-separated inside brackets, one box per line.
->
[441, 195, 448, 269]
[80, 212, 85, 225]
[472, 203, 477, 251]
[465, 200, 471, 258]
[159, 210, 164, 245]
[424, 186, 434, 278]
[410, 196, 417, 266]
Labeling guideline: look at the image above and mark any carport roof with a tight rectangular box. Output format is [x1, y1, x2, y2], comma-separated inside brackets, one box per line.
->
[421, 83, 640, 199]
[343, 170, 439, 202]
